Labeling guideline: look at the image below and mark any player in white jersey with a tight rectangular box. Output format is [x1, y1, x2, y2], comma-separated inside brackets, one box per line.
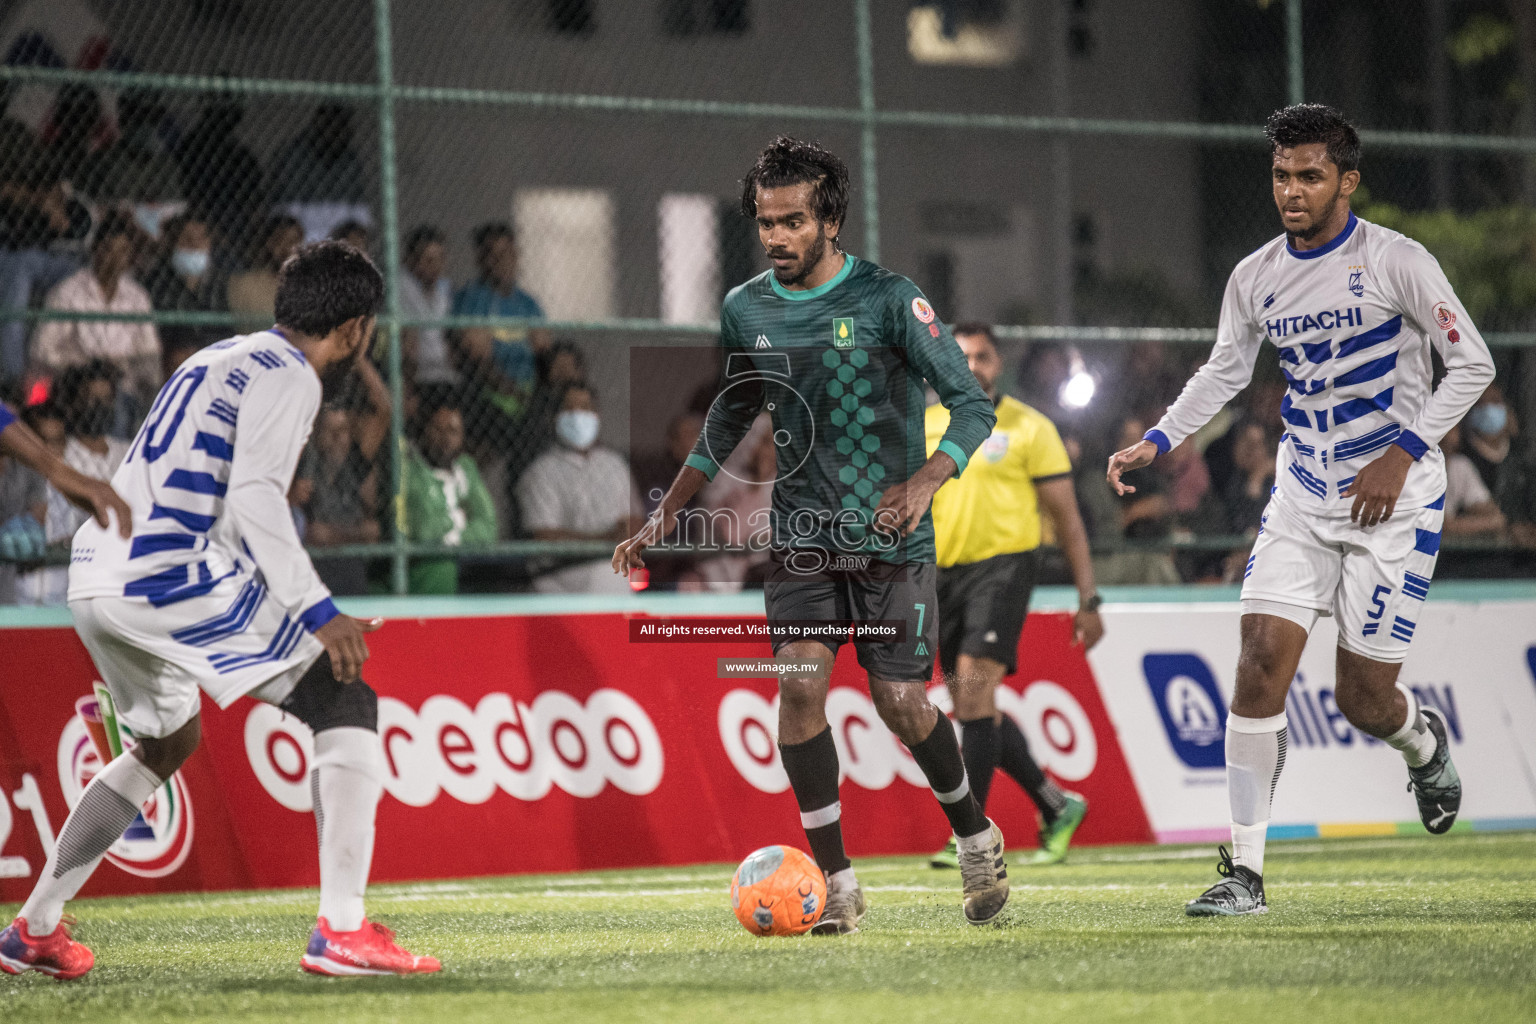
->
[0, 242, 440, 979]
[1107, 106, 1495, 916]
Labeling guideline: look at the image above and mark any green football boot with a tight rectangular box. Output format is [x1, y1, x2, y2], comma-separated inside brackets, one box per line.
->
[1026, 792, 1088, 866]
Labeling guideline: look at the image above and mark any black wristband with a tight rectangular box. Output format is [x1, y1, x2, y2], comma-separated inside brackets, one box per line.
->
[1080, 593, 1102, 613]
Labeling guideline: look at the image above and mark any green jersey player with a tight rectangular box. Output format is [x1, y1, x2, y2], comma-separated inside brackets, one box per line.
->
[614, 137, 1008, 932]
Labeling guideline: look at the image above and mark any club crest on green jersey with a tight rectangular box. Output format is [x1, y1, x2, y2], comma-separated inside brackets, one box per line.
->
[832, 317, 856, 348]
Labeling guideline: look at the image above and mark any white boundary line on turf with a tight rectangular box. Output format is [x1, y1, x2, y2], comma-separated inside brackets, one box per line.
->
[515, 879, 1468, 898]
[37, 833, 1531, 914]
[120, 877, 1473, 912]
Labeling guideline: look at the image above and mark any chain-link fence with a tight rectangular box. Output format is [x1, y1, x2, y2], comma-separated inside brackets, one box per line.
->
[2, 0, 1535, 600]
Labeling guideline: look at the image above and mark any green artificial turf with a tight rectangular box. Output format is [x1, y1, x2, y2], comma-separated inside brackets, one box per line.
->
[4, 832, 1533, 1023]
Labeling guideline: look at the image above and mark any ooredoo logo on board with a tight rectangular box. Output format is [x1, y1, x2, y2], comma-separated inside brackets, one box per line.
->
[245, 688, 665, 811]
[718, 680, 1100, 794]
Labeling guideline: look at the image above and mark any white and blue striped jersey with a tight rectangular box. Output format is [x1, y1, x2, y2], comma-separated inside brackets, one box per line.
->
[1147, 213, 1496, 516]
[69, 330, 339, 634]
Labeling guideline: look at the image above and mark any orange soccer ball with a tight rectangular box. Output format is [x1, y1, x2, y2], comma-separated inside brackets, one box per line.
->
[730, 845, 826, 936]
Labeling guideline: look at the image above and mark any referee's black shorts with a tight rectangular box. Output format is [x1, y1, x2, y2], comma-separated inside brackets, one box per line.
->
[935, 549, 1039, 678]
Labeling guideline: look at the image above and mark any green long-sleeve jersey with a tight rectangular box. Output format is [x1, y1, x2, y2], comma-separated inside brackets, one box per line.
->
[684, 254, 995, 564]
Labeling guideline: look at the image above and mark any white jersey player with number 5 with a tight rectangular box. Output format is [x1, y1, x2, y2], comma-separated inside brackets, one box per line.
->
[1, 242, 440, 981]
[1107, 105, 1494, 917]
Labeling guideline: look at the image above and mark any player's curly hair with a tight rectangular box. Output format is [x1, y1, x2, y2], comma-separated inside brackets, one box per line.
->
[1265, 104, 1360, 174]
[274, 240, 383, 336]
[740, 136, 850, 230]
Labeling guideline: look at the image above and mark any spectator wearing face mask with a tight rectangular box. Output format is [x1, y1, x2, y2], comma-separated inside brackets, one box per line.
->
[1463, 382, 1517, 488]
[1441, 422, 1506, 539]
[517, 382, 642, 594]
[403, 401, 497, 594]
[1462, 381, 1536, 545]
[146, 211, 227, 353]
[507, 340, 587, 487]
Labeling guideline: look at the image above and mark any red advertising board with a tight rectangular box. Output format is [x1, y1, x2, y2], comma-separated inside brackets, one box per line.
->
[0, 610, 1151, 901]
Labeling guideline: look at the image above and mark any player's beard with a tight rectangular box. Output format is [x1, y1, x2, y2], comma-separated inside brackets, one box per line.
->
[321, 343, 366, 398]
[770, 224, 828, 288]
[1286, 183, 1344, 243]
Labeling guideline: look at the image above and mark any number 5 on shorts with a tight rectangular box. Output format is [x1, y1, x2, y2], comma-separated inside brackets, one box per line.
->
[1366, 584, 1392, 620]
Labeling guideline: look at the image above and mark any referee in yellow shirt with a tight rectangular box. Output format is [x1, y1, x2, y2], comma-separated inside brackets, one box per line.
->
[926, 323, 1104, 868]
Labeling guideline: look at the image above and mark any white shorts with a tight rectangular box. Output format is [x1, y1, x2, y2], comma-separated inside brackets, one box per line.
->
[70, 575, 324, 739]
[1239, 490, 1444, 664]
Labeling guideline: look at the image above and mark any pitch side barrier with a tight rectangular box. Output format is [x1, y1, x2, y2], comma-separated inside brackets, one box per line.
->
[1, 583, 1532, 898]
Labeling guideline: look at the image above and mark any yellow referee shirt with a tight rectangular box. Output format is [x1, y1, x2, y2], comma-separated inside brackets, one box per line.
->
[925, 394, 1073, 568]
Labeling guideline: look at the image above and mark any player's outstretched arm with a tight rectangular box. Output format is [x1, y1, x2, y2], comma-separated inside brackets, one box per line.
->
[612, 464, 708, 576]
[1106, 440, 1158, 495]
[672, 305, 762, 492]
[0, 406, 131, 537]
[1142, 271, 1265, 467]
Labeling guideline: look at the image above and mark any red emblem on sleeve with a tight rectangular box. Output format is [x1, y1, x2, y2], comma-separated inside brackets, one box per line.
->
[928, 323, 940, 337]
[1446, 328, 1460, 343]
[911, 297, 936, 324]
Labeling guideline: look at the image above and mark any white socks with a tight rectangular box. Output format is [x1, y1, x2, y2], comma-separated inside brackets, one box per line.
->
[311, 727, 383, 932]
[20, 753, 163, 934]
[1225, 711, 1288, 878]
[1383, 683, 1438, 769]
[956, 823, 995, 854]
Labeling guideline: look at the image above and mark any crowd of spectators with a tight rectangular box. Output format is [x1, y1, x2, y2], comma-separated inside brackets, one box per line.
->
[2, 83, 1535, 599]
[0, 83, 651, 600]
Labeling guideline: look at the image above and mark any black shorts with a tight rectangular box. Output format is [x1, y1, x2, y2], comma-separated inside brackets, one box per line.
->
[936, 549, 1038, 677]
[762, 551, 939, 681]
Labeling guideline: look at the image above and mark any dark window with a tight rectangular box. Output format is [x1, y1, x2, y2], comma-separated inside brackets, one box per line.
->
[1069, 0, 1093, 57]
[663, 0, 750, 37]
[548, 0, 596, 35]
